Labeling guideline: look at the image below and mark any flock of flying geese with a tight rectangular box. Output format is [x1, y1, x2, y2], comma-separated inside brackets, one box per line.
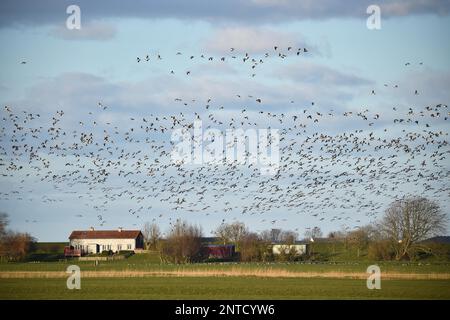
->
[136, 46, 309, 78]
[1, 46, 449, 234]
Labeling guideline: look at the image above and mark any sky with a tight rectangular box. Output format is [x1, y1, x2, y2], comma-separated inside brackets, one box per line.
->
[0, 1, 449, 241]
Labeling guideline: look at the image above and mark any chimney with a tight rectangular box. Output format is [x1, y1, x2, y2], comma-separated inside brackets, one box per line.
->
[89, 227, 94, 231]
[118, 227, 122, 232]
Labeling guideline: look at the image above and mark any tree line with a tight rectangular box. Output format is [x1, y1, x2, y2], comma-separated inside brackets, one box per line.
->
[0, 196, 446, 262]
[142, 196, 447, 263]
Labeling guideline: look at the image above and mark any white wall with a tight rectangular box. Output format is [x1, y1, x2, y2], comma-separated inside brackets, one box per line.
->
[70, 238, 136, 254]
[272, 244, 307, 255]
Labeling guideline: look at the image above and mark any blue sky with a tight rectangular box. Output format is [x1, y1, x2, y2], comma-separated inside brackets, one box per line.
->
[0, 1, 449, 241]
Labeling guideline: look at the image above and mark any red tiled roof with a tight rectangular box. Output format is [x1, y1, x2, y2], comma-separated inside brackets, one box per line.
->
[69, 230, 142, 240]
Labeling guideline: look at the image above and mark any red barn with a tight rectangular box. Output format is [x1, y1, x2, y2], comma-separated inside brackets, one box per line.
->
[203, 244, 235, 259]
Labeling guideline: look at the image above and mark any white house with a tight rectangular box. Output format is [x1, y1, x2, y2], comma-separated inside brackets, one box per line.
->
[272, 244, 308, 256]
[68, 228, 144, 255]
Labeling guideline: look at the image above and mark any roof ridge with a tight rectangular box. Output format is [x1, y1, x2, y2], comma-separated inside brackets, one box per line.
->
[69, 229, 142, 240]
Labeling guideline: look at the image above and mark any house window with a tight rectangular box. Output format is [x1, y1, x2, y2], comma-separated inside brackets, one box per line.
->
[127, 244, 132, 250]
[117, 244, 122, 251]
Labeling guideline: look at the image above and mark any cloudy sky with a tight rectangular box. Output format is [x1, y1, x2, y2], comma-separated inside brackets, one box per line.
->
[0, 1, 449, 241]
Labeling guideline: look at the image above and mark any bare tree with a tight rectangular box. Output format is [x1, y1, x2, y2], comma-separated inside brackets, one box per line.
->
[142, 222, 161, 250]
[259, 229, 297, 244]
[270, 229, 282, 242]
[327, 230, 347, 240]
[279, 231, 297, 244]
[379, 197, 447, 260]
[160, 220, 202, 264]
[213, 222, 248, 247]
[304, 227, 322, 258]
[239, 232, 263, 262]
[346, 227, 370, 257]
[327, 230, 347, 254]
[259, 230, 273, 243]
[214, 223, 230, 245]
[0, 212, 8, 237]
[304, 227, 322, 241]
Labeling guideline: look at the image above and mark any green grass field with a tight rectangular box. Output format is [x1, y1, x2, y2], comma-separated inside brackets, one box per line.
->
[1, 277, 449, 299]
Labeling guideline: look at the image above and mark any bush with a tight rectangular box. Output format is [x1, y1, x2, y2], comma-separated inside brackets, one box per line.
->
[100, 250, 113, 256]
[203, 257, 236, 263]
[368, 240, 395, 261]
[307, 252, 329, 262]
[427, 243, 450, 260]
[275, 246, 302, 262]
[160, 220, 203, 264]
[25, 253, 64, 262]
[118, 250, 134, 258]
[262, 250, 275, 262]
[0, 231, 36, 261]
[407, 243, 450, 261]
[239, 233, 266, 262]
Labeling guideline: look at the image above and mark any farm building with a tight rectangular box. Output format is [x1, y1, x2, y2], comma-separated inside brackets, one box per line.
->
[65, 228, 144, 256]
[202, 244, 235, 259]
[272, 244, 308, 256]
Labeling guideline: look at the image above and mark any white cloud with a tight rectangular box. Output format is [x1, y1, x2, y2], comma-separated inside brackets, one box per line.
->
[272, 62, 373, 87]
[49, 21, 117, 41]
[205, 26, 315, 55]
[2, 0, 448, 28]
[383, 69, 450, 106]
[250, 0, 291, 6]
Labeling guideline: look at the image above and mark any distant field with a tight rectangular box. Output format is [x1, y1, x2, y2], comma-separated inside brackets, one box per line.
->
[1, 277, 450, 299]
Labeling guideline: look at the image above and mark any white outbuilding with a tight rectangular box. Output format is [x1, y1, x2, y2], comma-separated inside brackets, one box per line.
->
[272, 244, 308, 256]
